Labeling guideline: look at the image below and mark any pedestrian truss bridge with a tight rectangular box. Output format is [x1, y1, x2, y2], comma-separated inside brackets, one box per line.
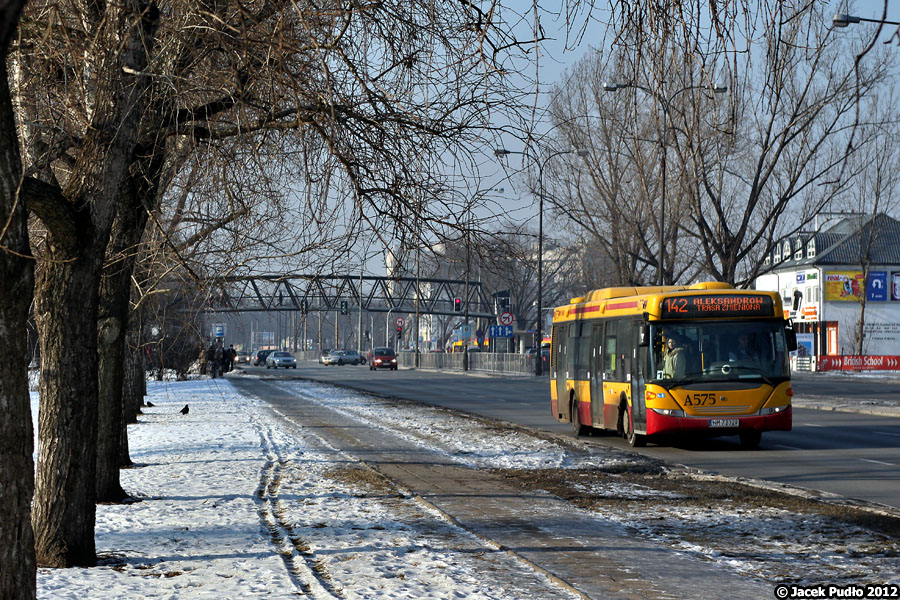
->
[206, 274, 495, 318]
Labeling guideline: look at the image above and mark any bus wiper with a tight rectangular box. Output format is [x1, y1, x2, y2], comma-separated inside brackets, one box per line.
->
[727, 365, 775, 387]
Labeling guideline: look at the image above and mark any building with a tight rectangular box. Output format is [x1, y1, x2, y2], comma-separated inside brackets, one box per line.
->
[754, 213, 900, 359]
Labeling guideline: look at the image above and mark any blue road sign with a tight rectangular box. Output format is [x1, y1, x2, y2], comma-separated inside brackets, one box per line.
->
[489, 325, 513, 338]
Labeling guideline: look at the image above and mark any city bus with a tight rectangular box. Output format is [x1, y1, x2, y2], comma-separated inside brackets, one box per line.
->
[549, 282, 797, 449]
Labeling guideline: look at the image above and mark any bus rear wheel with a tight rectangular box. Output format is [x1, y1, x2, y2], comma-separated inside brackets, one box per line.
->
[624, 405, 646, 447]
[739, 430, 762, 450]
[570, 397, 588, 437]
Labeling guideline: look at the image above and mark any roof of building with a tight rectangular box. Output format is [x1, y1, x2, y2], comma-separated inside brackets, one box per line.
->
[769, 213, 900, 270]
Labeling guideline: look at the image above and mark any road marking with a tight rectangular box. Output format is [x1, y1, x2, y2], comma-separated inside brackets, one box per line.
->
[858, 458, 895, 467]
[874, 430, 900, 437]
[773, 444, 803, 450]
[802, 423, 825, 427]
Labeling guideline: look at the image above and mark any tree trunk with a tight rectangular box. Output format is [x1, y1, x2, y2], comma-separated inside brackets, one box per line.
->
[96, 165, 153, 500]
[32, 250, 102, 567]
[0, 35, 38, 598]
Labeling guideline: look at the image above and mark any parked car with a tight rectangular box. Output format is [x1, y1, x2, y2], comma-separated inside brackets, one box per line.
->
[254, 349, 273, 366]
[266, 351, 297, 369]
[367, 347, 397, 370]
[318, 348, 332, 364]
[323, 349, 363, 366]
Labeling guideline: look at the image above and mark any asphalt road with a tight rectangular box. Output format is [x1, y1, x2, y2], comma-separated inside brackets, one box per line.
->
[239, 362, 900, 510]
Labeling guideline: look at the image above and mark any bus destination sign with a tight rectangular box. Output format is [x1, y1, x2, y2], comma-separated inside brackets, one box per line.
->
[660, 294, 774, 319]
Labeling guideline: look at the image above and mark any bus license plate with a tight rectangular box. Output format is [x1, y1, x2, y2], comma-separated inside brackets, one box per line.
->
[709, 418, 739, 428]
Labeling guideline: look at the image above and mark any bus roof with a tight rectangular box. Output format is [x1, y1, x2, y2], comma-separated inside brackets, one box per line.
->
[552, 282, 784, 323]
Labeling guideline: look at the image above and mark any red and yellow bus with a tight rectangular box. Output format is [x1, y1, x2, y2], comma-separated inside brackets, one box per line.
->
[549, 282, 797, 449]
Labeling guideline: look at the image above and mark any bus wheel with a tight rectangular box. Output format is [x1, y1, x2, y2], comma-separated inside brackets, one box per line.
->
[570, 396, 587, 437]
[739, 430, 762, 450]
[625, 406, 646, 448]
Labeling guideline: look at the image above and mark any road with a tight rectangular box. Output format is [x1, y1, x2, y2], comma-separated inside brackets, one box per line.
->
[239, 362, 900, 510]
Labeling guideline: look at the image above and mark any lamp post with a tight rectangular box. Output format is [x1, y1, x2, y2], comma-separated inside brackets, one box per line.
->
[603, 81, 727, 285]
[832, 14, 900, 28]
[494, 147, 588, 376]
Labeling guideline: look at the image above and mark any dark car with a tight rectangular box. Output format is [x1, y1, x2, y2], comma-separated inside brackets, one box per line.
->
[367, 347, 397, 370]
[254, 349, 273, 366]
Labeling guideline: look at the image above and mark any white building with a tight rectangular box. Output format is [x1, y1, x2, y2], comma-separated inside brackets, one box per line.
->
[754, 214, 900, 358]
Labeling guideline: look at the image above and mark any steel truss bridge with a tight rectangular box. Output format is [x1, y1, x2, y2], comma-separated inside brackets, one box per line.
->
[207, 274, 496, 318]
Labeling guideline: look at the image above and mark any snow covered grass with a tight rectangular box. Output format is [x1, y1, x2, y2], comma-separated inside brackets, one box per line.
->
[33, 379, 578, 599]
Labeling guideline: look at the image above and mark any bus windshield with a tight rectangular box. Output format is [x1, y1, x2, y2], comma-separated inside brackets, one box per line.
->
[649, 320, 789, 385]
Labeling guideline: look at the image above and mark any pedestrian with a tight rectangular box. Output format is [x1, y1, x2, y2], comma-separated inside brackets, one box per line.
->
[226, 344, 237, 372]
[214, 343, 224, 376]
[207, 343, 219, 378]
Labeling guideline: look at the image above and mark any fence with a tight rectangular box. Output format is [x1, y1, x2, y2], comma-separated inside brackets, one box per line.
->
[295, 349, 546, 376]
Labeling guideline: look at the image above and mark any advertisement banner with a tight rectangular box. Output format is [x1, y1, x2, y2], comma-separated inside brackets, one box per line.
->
[824, 271, 865, 301]
[817, 355, 900, 371]
[892, 272, 900, 301]
[795, 333, 814, 357]
[867, 271, 888, 301]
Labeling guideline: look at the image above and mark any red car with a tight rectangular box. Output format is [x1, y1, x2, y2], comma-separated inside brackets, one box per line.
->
[367, 347, 398, 370]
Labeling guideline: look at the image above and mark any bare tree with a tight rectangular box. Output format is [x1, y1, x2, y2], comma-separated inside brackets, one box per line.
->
[548, 2, 895, 287]
[8, 0, 564, 568]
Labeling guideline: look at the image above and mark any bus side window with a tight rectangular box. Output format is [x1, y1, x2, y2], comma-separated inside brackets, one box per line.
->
[604, 332, 617, 380]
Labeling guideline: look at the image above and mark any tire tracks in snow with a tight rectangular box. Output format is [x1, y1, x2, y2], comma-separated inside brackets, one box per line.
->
[249, 412, 343, 599]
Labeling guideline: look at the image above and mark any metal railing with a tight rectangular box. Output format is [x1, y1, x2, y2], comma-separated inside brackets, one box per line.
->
[292, 349, 547, 376]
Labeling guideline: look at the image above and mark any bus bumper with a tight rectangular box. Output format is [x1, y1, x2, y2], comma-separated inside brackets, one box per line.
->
[646, 405, 792, 436]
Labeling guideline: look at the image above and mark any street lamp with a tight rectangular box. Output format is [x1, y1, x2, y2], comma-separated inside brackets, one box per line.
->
[604, 81, 727, 285]
[832, 13, 900, 28]
[493, 146, 589, 376]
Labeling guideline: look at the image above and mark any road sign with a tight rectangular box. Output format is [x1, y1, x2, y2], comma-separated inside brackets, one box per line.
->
[489, 325, 513, 338]
[498, 311, 514, 326]
[395, 317, 405, 328]
[213, 323, 226, 338]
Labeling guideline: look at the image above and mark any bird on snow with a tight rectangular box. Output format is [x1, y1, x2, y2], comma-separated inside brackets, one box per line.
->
[145, 401, 155, 407]
[180, 404, 189, 415]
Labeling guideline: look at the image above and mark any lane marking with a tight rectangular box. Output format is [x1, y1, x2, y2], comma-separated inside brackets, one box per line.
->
[773, 444, 803, 450]
[858, 458, 896, 467]
[874, 430, 900, 437]
[802, 423, 825, 428]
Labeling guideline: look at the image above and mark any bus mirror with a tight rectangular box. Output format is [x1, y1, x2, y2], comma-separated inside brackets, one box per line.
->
[785, 327, 798, 352]
[639, 324, 650, 347]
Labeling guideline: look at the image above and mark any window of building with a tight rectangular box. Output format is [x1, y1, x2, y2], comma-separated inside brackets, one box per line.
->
[774, 246, 781, 263]
[794, 238, 803, 260]
[807, 238, 816, 258]
[783, 240, 791, 262]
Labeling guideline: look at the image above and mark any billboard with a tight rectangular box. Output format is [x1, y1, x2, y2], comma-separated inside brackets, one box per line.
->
[892, 272, 900, 301]
[824, 271, 865, 301]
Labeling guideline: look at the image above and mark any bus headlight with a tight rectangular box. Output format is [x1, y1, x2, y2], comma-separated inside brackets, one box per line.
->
[650, 408, 685, 417]
[759, 405, 788, 415]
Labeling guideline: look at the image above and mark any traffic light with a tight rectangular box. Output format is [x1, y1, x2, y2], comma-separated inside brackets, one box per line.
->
[453, 297, 462, 312]
[396, 326, 402, 341]
[300, 299, 308, 313]
[340, 300, 349, 315]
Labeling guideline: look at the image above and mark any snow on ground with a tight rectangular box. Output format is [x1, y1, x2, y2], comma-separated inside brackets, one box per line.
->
[32, 379, 580, 599]
[31, 376, 900, 598]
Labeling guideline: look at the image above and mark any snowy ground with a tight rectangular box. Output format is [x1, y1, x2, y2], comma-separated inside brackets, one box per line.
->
[31, 376, 900, 599]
